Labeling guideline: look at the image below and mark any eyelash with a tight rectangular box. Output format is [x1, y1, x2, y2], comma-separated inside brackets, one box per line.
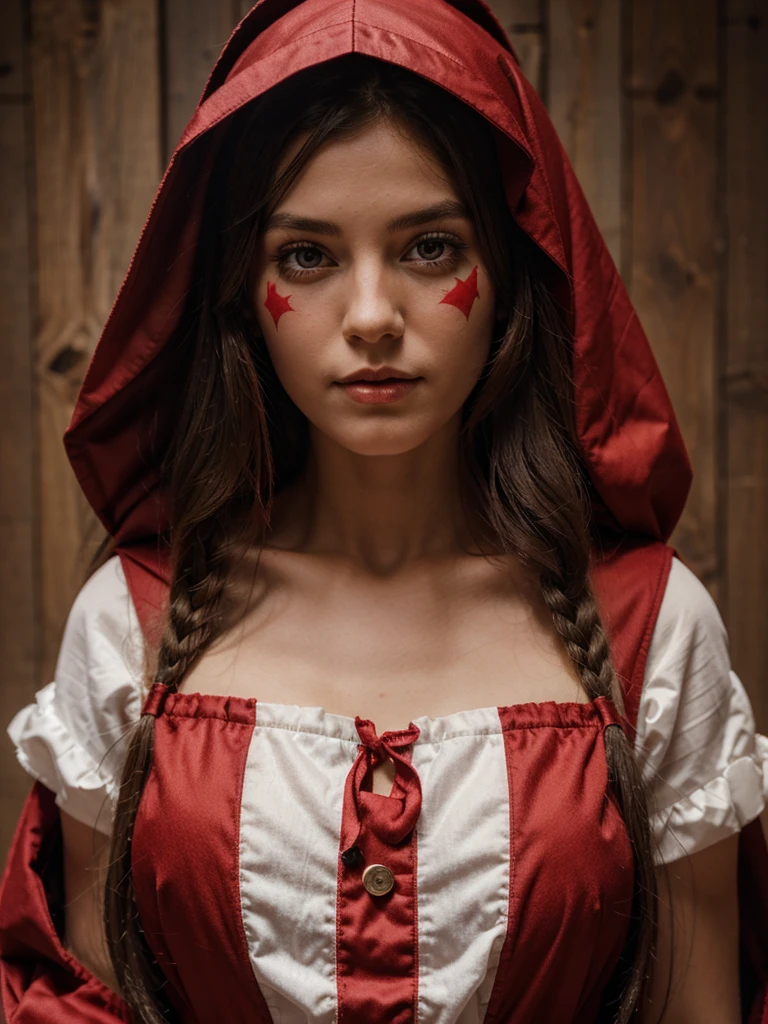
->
[270, 231, 469, 280]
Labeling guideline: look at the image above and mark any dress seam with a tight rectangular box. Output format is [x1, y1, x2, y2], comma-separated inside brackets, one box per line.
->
[357, 19, 470, 73]
[235, 717, 264, 1001]
[411, 749, 420, 1024]
[150, 715, 607, 739]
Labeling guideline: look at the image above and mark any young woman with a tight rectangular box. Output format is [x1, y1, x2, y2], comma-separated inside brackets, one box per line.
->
[2, 2, 767, 1023]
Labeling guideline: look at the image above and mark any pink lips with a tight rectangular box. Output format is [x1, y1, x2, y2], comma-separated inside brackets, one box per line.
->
[336, 378, 421, 404]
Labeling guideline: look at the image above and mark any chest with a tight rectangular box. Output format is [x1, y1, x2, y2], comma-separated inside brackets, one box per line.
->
[132, 689, 633, 1024]
[180, 551, 586, 736]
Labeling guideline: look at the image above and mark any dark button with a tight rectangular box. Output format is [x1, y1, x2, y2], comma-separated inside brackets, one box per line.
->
[362, 863, 395, 896]
[341, 845, 362, 867]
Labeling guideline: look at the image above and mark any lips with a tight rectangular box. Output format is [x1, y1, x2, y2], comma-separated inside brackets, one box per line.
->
[346, 376, 410, 384]
[336, 377, 421, 404]
[335, 366, 419, 384]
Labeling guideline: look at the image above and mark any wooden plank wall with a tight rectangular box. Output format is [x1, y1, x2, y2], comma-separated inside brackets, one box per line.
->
[0, 0, 162, 866]
[30, 0, 162, 677]
[724, 1, 768, 731]
[548, 0, 622, 268]
[1, 0, 766, 876]
[0, 0, 37, 861]
[628, 1, 721, 596]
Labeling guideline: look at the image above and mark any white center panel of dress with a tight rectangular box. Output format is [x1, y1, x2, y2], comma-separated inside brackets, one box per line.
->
[237, 702, 512, 1024]
[410, 711, 511, 1023]
[239, 704, 358, 1022]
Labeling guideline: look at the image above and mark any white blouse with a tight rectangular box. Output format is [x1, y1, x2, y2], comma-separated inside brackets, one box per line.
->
[8, 553, 768, 865]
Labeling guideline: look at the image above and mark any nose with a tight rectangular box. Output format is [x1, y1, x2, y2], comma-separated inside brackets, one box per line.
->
[341, 263, 405, 345]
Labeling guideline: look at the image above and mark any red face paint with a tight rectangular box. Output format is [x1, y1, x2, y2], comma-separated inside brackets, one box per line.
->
[439, 266, 480, 320]
[264, 281, 295, 328]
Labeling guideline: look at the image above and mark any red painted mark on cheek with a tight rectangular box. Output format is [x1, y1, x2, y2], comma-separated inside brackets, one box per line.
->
[439, 266, 480, 320]
[264, 281, 295, 329]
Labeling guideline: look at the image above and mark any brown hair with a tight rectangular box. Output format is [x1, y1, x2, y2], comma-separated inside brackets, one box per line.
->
[101, 55, 660, 1022]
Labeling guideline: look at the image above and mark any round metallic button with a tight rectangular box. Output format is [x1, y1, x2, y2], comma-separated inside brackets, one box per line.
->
[362, 863, 395, 896]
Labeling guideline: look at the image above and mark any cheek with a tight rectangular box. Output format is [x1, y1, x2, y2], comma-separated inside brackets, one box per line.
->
[422, 265, 495, 371]
[439, 266, 480, 320]
[257, 288, 323, 403]
[263, 280, 295, 329]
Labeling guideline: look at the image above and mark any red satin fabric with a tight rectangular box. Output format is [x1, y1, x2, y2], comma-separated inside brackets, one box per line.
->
[485, 698, 634, 1023]
[336, 720, 421, 1022]
[0, 781, 130, 1022]
[133, 686, 272, 1022]
[349, 719, 423, 845]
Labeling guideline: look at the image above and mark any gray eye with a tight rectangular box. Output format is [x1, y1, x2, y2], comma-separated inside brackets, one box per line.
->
[417, 239, 446, 260]
[295, 247, 323, 268]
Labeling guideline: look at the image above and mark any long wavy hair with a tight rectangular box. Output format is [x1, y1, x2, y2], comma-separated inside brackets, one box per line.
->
[97, 55, 661, 1023]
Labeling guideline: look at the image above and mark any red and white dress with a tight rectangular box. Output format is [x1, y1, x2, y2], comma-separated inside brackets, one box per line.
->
[7, 554, 768, 1022]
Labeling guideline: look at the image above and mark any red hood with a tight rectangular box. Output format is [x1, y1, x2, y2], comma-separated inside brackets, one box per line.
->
[63, 0, 692, 635]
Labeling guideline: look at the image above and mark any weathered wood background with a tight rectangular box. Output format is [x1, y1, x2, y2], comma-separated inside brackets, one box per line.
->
[1, 0, 766, 876]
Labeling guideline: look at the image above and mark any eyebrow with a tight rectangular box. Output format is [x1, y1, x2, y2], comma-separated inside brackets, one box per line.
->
[264, 199, 471, 236]
[387, 199, 471, 232]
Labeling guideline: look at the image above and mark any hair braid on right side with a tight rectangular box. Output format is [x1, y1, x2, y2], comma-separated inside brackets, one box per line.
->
[461, 254, 660, 1021]
[539, 571, 617, 702]
[539, 569, 656, 1021]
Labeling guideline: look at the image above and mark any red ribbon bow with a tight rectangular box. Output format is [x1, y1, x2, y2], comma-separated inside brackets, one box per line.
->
[345, 717, 422, 846]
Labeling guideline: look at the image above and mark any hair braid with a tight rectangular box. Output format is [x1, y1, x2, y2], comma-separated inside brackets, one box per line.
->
[539, 572, 655, 1019]
[540, 572, 619, 701]
[104, 535, 239, 1022]
[462, 254, 659, 1019]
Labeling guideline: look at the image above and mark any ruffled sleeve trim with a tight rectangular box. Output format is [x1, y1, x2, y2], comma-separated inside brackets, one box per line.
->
[6, 556, 145, 836]
[649, 736, 768, 865]
[8, 679, 120, 835]
[636, 556, 768, 865]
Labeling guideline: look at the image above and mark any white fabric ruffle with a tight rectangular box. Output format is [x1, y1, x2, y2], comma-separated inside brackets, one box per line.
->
[635, 556, 768, 864]
[7, 556, 145, 834]
[8, 679, 122, 835]
[648, 740, 768, 864]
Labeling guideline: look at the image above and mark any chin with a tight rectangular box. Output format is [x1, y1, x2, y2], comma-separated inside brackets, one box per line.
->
[320, 423, 437, 458]
[343, 441, 425, 457]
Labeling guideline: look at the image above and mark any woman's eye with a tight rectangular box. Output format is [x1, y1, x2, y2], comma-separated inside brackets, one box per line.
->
[293, 246, 324, 269]
[270, 243, 335, 279]
[404, 234, 467, 268]
[416, 239, 448, 261]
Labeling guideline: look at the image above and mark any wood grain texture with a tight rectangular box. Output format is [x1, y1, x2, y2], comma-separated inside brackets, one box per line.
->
[547, 0, 622, 268]
[0, 0, 38, 876]
[626, 0, 720, 592]
[489, 0, 546, 95]
[29, 0, 161, 681]
[723, 0, 768, 731]
[164, 0, 246, 159]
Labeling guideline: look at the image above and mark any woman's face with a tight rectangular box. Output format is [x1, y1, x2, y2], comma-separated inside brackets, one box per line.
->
[249, 118, 498, 457]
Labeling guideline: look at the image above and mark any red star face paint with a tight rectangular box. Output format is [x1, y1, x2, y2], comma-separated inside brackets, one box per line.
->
[264, 281, 295, 328]
[439, 266, 480, 320]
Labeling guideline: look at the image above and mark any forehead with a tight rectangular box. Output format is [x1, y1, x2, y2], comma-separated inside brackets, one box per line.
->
[271, 119, 459, 220]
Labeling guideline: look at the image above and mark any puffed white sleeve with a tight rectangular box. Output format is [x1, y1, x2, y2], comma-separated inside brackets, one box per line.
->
[6, 555, 145, 836]
[634, 555, 768, 865]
